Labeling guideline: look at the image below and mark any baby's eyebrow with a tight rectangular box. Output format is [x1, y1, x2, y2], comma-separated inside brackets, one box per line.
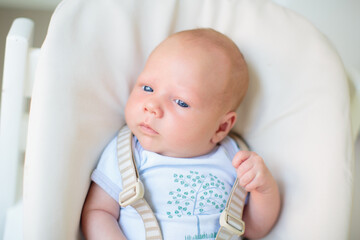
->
[136, 79, 154, 89]
[136, 73, 153, 83]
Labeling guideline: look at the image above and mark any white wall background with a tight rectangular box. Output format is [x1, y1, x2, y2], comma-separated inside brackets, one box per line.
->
[273, 0, 360, 71]
[0, 0, 60, 10]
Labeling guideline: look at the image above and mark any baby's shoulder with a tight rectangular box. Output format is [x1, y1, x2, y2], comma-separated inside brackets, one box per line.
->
[220, 136, 241, 159]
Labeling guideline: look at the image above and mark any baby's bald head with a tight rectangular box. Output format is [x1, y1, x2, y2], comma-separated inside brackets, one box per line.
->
[164, 29, 249, 111]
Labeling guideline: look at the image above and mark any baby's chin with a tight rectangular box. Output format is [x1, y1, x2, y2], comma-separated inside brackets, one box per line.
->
[139, 141, 178, 157]
[135, 136, 164, 154]
[133, 130, 217, 158]
[137, 139, 181, 157]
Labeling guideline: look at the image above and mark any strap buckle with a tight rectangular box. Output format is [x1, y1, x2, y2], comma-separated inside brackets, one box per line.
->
[119, 180, 144, 207]
[219, 210, 245, 236]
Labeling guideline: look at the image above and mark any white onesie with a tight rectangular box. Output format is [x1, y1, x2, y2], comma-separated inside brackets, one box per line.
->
[91, 134, 240, 240]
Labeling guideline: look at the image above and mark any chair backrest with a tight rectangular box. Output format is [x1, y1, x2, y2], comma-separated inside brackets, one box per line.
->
[0, 18, 40, 237]
[22, 0, 353, 239]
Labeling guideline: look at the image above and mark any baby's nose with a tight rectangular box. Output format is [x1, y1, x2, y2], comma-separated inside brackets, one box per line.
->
[144, 100, 163, 118]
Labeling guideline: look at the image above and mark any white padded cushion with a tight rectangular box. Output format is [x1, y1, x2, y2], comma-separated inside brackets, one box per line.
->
[24, 0, 353, 239]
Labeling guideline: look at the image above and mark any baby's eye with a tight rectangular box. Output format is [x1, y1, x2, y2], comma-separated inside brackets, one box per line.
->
[142, 85, 153, 92]
[175, 99, 189, 108]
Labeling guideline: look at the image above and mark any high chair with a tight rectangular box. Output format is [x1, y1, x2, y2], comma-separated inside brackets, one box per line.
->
[0, 18, 39, 239]
[0, 0, 359, 239]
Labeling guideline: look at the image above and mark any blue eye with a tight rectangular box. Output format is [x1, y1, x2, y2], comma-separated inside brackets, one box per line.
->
[142, 85, 153, 92]
[175, 99, 189, 108]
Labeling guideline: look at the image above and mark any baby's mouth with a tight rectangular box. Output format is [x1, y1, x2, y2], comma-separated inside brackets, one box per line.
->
[139, 123, 159, 135]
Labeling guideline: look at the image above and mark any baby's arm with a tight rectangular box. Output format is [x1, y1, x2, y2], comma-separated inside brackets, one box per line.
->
[232, 151, 280, 239]
[81, 182, 127, 240]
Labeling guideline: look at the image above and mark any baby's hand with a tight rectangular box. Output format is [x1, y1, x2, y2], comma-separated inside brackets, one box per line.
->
[232, 151, 273, 194]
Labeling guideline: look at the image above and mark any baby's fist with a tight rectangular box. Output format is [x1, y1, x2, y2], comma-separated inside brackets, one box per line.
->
[232, 151, 273, 193]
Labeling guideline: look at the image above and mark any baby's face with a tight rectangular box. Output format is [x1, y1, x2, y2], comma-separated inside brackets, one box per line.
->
[125, 36, 232, 158]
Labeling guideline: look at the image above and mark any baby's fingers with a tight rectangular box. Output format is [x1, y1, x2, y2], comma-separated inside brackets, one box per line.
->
[235, 157, 254, 178]
[239, 170, 256, 190]
[243, 173, 262, 192]
[232, 151, 252, 168]
[242, 170, 269, 192]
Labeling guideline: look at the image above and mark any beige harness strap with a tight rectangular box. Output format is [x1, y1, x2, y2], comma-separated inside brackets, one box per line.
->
[117, 125, 163, 240]
[117, 125, 247, 240]
[217, 178, 247, 239]
[216, 132, 248, 240]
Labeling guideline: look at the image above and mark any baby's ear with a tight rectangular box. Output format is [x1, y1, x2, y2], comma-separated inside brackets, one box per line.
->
[211, 111, 237, 144]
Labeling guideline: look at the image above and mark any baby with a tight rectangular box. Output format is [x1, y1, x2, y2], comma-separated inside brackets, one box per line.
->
[81, 29, 280, 239]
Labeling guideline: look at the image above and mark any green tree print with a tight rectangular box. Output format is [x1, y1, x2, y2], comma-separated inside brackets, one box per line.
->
[166, 171, 229, 235]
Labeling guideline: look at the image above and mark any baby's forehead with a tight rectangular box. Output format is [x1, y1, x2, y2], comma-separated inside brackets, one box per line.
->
[171, 31, 239, 81]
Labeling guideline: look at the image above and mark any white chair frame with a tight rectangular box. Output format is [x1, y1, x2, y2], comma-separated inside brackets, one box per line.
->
[0, 18, 39, 239]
